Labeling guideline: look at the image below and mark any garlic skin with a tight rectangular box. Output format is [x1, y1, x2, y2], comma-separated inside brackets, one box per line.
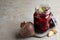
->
[19, 22, 35, 38]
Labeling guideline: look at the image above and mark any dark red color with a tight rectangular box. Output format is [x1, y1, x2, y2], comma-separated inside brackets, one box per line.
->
[34, 10, 52, 33]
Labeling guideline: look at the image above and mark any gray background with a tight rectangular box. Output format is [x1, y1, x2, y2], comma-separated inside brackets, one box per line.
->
[0, 0, 60, 40]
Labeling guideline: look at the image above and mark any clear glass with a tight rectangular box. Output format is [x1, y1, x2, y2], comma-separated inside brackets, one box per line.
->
[34, 4, 53, 33]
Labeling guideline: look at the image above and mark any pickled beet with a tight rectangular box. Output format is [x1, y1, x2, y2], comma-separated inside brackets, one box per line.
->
[34, 10, 54, 33]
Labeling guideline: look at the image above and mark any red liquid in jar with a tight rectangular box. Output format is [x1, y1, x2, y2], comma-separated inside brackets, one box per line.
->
[34, 10, 52, 33]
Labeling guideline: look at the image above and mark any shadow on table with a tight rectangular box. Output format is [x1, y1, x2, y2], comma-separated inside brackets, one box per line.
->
[15, 31, 32, 39]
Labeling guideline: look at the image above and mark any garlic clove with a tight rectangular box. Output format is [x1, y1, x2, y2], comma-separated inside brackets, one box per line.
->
[48, 31, 54, 37]
[52, 28, 57, 34]
[47, 28, 57, 37]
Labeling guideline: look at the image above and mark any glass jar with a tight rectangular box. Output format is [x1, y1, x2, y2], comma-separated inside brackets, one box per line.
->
[34, 5, 54, 33]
